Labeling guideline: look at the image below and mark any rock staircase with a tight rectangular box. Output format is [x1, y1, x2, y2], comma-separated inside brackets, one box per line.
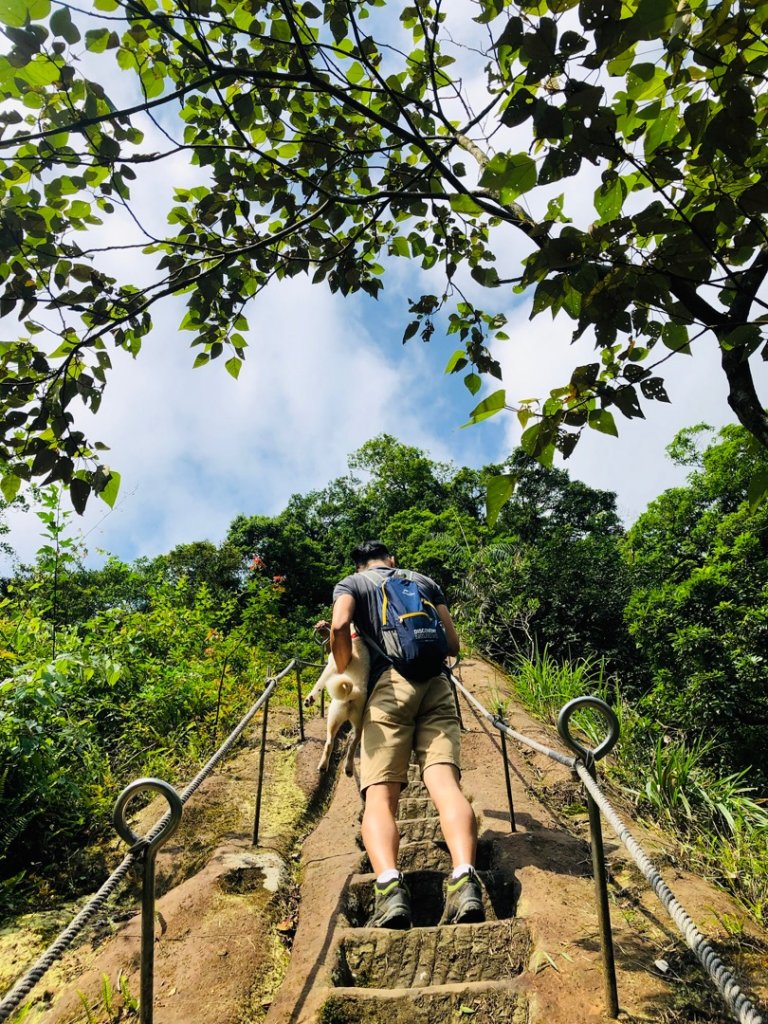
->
[323, 763, 530, 1024]
[267, 750, 536, 1024]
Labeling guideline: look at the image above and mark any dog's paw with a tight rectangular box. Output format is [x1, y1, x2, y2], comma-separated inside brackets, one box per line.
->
[344, 762, 354, 778]
[317, 761, 329, 773]
[304, 694, 316, 707]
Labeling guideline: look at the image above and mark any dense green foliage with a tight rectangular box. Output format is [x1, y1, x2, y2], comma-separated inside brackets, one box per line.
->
[3, 0, 768, 511]
[1, 428, 768, 924]
[625, 424, 768, 781]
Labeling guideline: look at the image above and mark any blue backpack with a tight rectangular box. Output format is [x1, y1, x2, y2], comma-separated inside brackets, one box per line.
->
[361, 570, 449, 681]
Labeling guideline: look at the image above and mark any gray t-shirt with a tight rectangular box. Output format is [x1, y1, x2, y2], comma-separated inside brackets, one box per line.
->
[333, 566, 447, 688]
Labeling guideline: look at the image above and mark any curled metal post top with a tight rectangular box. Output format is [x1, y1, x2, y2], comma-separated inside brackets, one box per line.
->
[113, 778, 183, 854]
[313, 624, 331, 646]
[557, 696, 620, 763]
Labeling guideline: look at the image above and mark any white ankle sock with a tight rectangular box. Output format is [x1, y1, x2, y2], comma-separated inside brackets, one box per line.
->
[451, 863, 474, 879]
[376, 868, 400, 885]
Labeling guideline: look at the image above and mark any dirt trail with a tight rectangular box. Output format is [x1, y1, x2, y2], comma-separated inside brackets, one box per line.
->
[11, 659, 768, 1024]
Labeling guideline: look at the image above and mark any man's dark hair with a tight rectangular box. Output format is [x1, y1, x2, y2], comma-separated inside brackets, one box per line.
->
[351, 539, 391, 567]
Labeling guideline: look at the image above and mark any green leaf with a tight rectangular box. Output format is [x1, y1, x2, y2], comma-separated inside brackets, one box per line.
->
[450, 194, 484, 215]
[402, 320, 420, 343]
[9, 54, 60, 86]
[462, 389, 507, 427]
[86, 28, 112, 52]
[644, 106, 677, 160]
[390, 236, 409, 257]
[470, 265, 500, 287]
[520, 422, 555, 466]
[1, 0, 50, 28]
[627, 0, 677, 42]
[640, 376, 670, 402]
[486, 473, 517, 526]
[626, 63, 667, 101]
[270, 18, 291, 41]
[594, 178, 625, 223]
[225, 356, 242, 379]
[70, 477, 90, 514]
[748, 469, 768, 511]
[445, 349, 468, 374]
[464, 373, 482, 395]
[661, 322, 691, 355]
[589, 409, 618, 436]
[611, 385, 645, 419]
[50, 7, 80, 43]
[99, 469, 121, 508]
[721, 325, 761, 353]
[478, 152, 537, 204]
[0, 473, 21, 503]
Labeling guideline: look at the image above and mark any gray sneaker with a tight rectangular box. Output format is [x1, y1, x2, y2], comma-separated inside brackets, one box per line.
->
[366, 873, 412, 929]
[441, 867, 485, 924]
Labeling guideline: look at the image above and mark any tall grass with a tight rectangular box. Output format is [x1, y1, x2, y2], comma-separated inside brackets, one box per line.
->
[505, 651, 768, 925]
[509, 647, 617, 749]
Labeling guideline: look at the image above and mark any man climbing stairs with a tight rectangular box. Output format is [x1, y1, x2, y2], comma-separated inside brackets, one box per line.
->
[321, 763, 530, 1022]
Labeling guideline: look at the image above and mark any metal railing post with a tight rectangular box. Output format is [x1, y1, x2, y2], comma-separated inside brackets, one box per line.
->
[584, 757, 619, 1017]
[253, 692, 271, 845]
[558, 697, 621, 1020]
[497, 724, 517, 832]
[449, 669, 465, 731]
[113, 779, 183, 1024]
[295, 664, 305, 741]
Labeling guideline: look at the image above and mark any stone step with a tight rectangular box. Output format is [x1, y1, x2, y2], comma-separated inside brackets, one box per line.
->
[341, 870, 518, 929]
[356, 838, 495, 874]
[405, 781, 430, 799]
[332, 918, 530, 989]
[357, 810, 491, 847]
[397, 796, 437, 820]
[397, 816, 444, 844]
[320, 981, 528, 1024]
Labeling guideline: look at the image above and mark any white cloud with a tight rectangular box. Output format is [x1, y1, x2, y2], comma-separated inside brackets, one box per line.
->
[3, 278, 474, 568]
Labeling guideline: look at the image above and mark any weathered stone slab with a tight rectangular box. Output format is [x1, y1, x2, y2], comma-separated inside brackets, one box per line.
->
[318, 982, 529, 1024]
[332, 919, 530, 989]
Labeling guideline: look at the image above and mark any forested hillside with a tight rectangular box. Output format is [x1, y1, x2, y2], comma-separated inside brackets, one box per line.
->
[1, 428, 767, 927]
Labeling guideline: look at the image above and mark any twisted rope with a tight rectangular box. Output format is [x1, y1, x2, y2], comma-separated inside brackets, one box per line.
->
[575, 764, 764, 1024]
[0, 664, 292, 1022]
[451, 674, 576, 767]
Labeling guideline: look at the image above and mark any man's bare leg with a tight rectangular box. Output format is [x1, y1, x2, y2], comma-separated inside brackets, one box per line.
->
[361, 781, 402, 875]
[422, 763, 477, 868]
[423, 762, 483, 923]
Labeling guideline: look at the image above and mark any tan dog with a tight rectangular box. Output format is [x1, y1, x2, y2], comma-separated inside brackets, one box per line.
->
[304, 630, 369, 775]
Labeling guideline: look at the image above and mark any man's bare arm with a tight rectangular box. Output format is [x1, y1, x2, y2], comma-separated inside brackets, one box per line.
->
[436, 604, 460, 657]
[331, 593, 356, 672]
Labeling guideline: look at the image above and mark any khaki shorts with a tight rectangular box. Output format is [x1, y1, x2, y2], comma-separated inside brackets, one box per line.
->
[360, 667, 461, 794]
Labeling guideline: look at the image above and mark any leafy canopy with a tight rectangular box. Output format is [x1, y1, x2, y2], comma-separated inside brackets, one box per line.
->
[2, 0, 768, 510]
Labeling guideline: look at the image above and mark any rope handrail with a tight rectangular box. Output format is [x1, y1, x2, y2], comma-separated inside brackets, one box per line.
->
[575, 763, 764, 1024]
[449, 672, 765, 1024]
[0, 662, 295, 1022]
[451, 673, 576, 767]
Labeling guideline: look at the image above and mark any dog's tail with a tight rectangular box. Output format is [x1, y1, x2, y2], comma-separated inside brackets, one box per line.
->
[328, 674, 355, 701]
